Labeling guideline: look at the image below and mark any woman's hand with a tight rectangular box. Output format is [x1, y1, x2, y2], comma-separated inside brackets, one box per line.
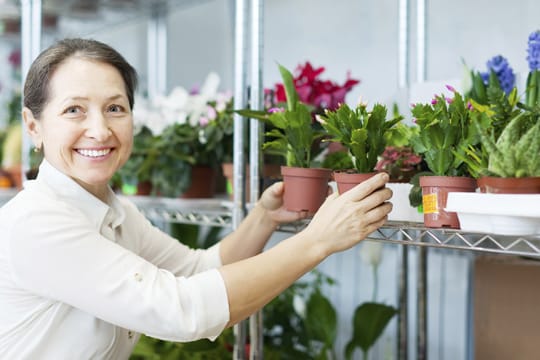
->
[303, 173, 392, 257]
[258, 182, 311, 226]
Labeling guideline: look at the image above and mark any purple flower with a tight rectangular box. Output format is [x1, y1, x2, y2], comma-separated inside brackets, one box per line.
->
[481, 55, 516, 94]
[268, 107, 285, 113]
[527, 30, 540, 71]
[467, 101, 473, 110]
[445, 97, 453, 104]
[445, 84, 456, 93]
[431, 98, 438, 105]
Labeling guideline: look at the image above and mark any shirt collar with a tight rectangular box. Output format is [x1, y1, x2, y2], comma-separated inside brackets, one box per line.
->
[35, 159, 125, 230]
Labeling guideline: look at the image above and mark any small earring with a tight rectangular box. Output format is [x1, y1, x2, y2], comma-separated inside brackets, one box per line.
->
[34, 145, 42, 153]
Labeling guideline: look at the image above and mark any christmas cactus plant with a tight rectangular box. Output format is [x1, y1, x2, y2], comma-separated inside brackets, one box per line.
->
[317, 102, 403, 173]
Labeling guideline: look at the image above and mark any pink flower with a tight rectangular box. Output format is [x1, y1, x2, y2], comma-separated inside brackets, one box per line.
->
[445, 84, 456, 93]
[268, 107, 285, 113]
[199, 116, 209, 126]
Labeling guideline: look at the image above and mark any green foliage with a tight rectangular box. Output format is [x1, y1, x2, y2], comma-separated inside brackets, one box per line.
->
[344, 303, 397, 360]
[117, 102, 234, 197]
[130, 330, 234, 360]
[410, 90, 476, 176]
[237, 64, 325, 168]
[263, 270, 337, 359]
[318, 103, 403, 173]
[321, 150, 353, 170]
[525, 69, 540, 109]
[475, 110, 540, 177]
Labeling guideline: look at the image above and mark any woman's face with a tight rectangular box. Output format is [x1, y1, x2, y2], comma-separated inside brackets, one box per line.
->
[24, 57, 133, 199]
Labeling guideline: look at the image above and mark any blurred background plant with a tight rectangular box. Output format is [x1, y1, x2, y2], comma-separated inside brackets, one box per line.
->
[117, 74, 233, 197]
[346, 242, 397, 360]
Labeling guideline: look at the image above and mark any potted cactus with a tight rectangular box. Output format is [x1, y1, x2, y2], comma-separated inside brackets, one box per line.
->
[410, 86, 478, 228]
[316, 102, 403, 194]
[237, 64, 331, 215]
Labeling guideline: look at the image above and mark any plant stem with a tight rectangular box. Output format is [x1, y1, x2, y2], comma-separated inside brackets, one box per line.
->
[372, 264, 379, 302]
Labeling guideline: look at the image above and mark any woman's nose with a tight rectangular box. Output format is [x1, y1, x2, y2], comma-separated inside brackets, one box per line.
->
[85, 113, 112, 141]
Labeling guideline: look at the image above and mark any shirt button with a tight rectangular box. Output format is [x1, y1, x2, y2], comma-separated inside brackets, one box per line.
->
[134, 273, 143, 282]
[128, 331, 134, 339]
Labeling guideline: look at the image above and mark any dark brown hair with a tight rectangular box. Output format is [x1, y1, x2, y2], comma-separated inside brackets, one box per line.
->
[23, 38, 138, 118]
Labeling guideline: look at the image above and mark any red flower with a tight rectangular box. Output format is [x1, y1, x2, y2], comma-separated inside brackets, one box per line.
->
[273, 62, 360, 113]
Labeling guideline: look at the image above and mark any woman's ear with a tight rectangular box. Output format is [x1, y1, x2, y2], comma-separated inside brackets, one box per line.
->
[22, 107, 42, 149]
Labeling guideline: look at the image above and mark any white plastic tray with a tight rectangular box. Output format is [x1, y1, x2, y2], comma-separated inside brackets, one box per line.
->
[445, 192, 540, 236]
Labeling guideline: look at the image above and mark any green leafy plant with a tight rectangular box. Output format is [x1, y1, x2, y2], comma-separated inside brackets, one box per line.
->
[346, 242, 397, 360]
[118, 95, 234, 197]
[263, 270, 337, 359]
[474, 109, 540, 178]
[237, 64, 325, 168]
[317, 103, 403, 173]
[410, 87, 477, 177]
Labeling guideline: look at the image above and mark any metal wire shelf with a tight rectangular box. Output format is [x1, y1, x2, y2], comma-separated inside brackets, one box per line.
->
[124, 195, 234, 228]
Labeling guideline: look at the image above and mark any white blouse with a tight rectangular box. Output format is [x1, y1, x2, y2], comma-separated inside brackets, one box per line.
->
[0, 160, 230, 359]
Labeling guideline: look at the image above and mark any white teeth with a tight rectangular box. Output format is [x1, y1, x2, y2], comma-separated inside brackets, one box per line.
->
[77, 148, 111, 158]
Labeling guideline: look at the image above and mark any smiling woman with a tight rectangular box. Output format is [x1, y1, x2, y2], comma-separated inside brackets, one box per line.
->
[22, 41, 136, 202]
[0, 38, 392, 360]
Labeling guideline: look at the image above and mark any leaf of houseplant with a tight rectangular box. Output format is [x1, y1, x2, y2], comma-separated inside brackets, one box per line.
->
[304, 290, 337, 347]
[345, 302, 397, 359]
[278, 63, 299, 112]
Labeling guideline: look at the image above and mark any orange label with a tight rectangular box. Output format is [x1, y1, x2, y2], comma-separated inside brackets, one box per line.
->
[422, 193, 438, 214]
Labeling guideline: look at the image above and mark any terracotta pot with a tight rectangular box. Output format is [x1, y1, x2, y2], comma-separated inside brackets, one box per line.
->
[0, 168, 14, 188]
[419, 176, 477, 229]
[333, 171, 378, 194]
[136, 181, 153, 196]
[181, 166, 217, 199]
[281, 166, 332, 215]
[477, 176, 540, 194]
[4, 165, 22, 189]
[222, 163, 282, 199]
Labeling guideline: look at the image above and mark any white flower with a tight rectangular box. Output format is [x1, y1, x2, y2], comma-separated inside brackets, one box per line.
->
[198, 129, 207, 144]
[359, 241, 383, 269]
[293, 294, 306, 319]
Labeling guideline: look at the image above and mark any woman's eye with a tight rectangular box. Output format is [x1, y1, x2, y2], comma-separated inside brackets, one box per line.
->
[64, 106, 82, 114]
[108, 104, 125, 113]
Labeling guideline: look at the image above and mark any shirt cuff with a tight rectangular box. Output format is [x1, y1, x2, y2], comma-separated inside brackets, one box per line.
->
[184, 268, 229, 340]
[205, 242, 223, 268]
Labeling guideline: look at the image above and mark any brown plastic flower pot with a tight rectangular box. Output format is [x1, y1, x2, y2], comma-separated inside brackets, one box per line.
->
[477, 176, 540, 194]
[281, 166, 332, 215]
[419, 176, 477, 229]
[333, 171, 378, 194]
[181, 166, 217, 199]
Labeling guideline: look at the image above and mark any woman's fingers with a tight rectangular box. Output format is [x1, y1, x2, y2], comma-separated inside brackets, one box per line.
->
[339, 172, 389, 202]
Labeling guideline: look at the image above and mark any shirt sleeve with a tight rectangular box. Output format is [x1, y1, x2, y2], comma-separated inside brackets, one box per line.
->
[119, 198, 223, 277]
[7, 202, 230, 342]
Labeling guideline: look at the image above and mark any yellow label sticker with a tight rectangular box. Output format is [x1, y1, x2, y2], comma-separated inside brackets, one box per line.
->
[422, 193, 438, 214]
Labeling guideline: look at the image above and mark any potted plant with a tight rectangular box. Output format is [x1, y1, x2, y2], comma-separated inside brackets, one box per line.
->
[410, 86, 477, 228]
[473, 109, 540, 193]
[118, 74, 234, 198]
[459, 30, 540, 193]
[237, 64, 331, 215]
[316, 102, 403, 194]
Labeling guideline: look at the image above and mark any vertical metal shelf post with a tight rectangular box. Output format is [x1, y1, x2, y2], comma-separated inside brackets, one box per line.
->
[415, 1, 428, 358]
[20, 0, 42, 180]
[248, 0, 264, 359]
[233, 0, 250, 358]
[397, 0, 410, 358]
[147, 2, 168, 99]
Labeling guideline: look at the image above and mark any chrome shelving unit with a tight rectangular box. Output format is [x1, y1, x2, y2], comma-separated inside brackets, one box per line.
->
[124, 196, 234, 228]
[120, 197, 540, 259]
